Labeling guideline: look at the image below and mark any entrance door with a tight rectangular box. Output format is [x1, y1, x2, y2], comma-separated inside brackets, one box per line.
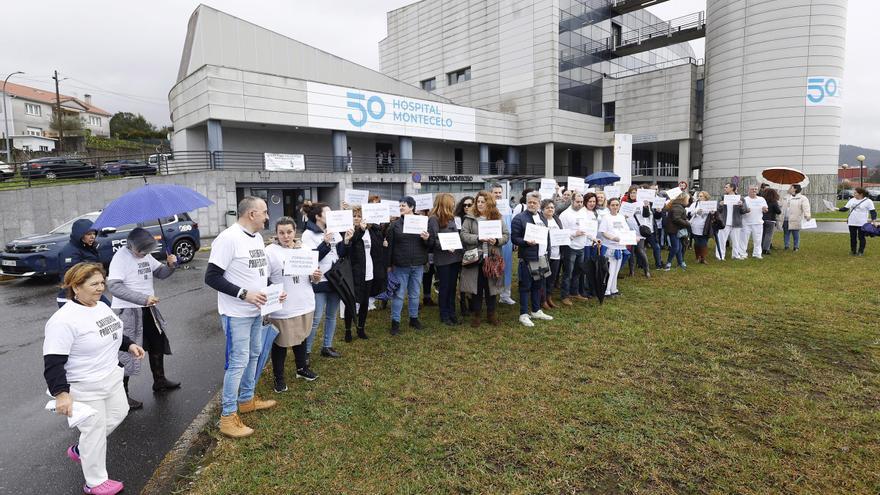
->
[454, 148, 463, 174]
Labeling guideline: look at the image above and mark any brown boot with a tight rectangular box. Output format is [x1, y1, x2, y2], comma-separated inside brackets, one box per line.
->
[470, 314, 481, 328]
[219, 413, 254, 438]
[560, 297, 573, 306]
[546, 296, 557, 309]
[238, 396, 277, 414]
[487, 311, 500, 326]
[542, 301, 551, 311]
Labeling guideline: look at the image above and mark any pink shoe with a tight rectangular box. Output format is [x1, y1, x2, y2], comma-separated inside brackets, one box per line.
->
[67, 444, 81, 463]
[83, 479, 124, 494]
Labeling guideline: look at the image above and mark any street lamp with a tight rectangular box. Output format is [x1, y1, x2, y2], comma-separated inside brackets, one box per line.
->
[2, 71, 24, 165]
[856, 154, 866, 188]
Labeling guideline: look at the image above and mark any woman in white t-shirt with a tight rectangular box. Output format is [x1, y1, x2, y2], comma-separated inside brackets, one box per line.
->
[266, 217, 322, 393]
[599, 198, 629, 297]
[43, 263, 145, 495]
[839, 187, 878, 256]
[107, 228, 178, 410]
[540, 199, 563, 309]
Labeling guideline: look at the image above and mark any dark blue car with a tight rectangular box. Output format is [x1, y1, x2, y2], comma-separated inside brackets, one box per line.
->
[0, 211, 200, 278]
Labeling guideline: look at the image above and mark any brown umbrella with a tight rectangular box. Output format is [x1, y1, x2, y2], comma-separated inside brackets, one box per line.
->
[757, 167, 809, 188]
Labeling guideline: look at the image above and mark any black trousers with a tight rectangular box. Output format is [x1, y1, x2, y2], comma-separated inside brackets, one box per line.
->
[850, 225, 867, 254]
[271, 342, 308, 378]
[344, 280, 371, 330]
[470, 269, 496, 314]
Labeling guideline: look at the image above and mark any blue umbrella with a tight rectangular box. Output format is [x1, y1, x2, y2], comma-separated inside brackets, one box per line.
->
[93, 183, 213, 254]
[585, 171, 621, 186]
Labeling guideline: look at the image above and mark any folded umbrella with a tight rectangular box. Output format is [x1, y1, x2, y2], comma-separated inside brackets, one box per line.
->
[580, 244, 609, 304]
[585, 171, 621, 187]
[324, 257, 357, 311]
[253, 323, 280, 382]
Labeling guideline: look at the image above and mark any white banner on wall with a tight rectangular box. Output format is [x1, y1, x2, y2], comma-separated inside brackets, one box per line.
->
[805, 76, 842, 107]
[306, 82, 477, 142]
[264, 153, 305, 171]
[613, 133, 632, 186]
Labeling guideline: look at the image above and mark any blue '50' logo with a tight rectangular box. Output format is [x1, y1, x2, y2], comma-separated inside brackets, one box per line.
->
[347, 92, 386, 127]
[806, 77, 839, 104]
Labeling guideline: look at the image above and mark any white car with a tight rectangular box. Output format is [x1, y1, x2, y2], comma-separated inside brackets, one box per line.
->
[0, 161, 14, 182]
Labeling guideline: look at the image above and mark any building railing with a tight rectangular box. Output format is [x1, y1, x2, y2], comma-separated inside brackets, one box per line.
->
[606, 56, 703, 79]
[0, 150, 547, 190]
[618, 11, 705, 47]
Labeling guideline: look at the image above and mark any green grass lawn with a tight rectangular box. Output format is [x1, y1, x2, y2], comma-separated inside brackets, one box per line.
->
[179, 232, 880, 495]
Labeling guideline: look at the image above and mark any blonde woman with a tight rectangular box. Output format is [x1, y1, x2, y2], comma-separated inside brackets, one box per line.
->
[428, 193, 463, 325]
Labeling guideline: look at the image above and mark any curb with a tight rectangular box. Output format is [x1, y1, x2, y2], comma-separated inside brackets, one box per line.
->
[140, 391, 220, 495]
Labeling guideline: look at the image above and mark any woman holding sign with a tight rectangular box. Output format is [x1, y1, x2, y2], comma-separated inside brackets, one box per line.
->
[343, 205, 387, 341]
[687, 191, 714, 264]
[460, 191, 509, 327]
[301, 203, 348, 360]
[598, 198, 630, 297]
[839, 187, 877, 256]
[385, 196, 433, 335]
[662, 194, 691, 270]
[428, 193, 463, 326]
[541, 199, 563, 309]
[266, 217, 322, 391]
[779, 184, 811, 252]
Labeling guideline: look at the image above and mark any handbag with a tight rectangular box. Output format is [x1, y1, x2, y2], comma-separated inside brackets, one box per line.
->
[633, 214, 652, 238]
[711, 212, 724, 231]
[528, 257, 551, 280]
[462, 248, 480, 266]
[482, 250, 505, 278]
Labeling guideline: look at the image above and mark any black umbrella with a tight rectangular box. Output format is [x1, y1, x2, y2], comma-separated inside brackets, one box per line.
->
[324, 257, 357, 313]
[580, 244, 609, 304]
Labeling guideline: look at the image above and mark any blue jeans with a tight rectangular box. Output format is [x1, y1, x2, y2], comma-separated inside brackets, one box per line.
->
[391, 265, 424, 322]
[518, 259, 542, 315]
[783, 220, 800, 249]
[436, 263, 460, 321]
[306, 291, 340, 353]
[646, 232, 663, 267]
[667, 234, 685, 266]
[220, 315, 263, 416]
[560, 246, 585, 299]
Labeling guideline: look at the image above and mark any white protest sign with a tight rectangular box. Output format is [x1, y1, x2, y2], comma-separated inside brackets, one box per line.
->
[437, 232, 463, 250]
[603, 186, 621, 199]
[636, 188, 656, 203]
[698, 200, 718, 213]
[745, 197, 764, 211]
[567, 177, 585, 193]
[497, 202, 512, 216]
[403, 214, 429, 234]
[666, 187, 683, 201]
[652, 197, 667, 209]
[724, 194, 741, 206]
[581, 217, 599, 238]
[618, 231, 637, 246]
[801, 218, 818, 229]
[382, 200, 400, 218]
[822, 199, 836, 211]
[524, 222, 549, 244]
[413, 193, 433, 211]
[550, 229, 572, 246]
[362, 202, 390, 224]
[344, 188, 369, 206]
[284, 249, 319, 276]
[478, 220, 503, 239]
[260, 284, 284, 316]
[620, 202, 639, 217]
[454, 217, 462, 230]
[585, 187, 596, 194]
[325, 209, 354, 232]
[540, 178, 557, 200]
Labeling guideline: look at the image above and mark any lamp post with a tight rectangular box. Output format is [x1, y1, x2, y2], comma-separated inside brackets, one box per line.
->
[2, 71, 24, 165]
[856, 154, 866, 188]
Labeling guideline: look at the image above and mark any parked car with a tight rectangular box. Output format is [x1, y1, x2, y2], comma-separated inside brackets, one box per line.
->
[22, 157, 97, 180]
[0, 211, 200, 278]
[0, 161, 13, 182]
[867, 188, 880, 201]
[100, 159, 157, 177]
[838, 189, 854, 200]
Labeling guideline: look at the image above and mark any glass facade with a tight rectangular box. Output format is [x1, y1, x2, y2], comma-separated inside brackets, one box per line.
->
[558, 0, 692, 117]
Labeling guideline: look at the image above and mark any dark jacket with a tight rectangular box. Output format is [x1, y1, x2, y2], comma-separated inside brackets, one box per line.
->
[662, 203, 691, 234]
[346, 225, 387, 299]
[428, 216, 463, 266]
[762, 200, 781, 222]
[385, 214, 432, 268]
[303, 221, 347, 294]
[510, 209, 547, 262]
[56, 219, 101, 302]
[716, 200, 749, 229]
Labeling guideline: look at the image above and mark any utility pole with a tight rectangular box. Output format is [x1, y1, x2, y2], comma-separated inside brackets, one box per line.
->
[53, 70, 63, 153]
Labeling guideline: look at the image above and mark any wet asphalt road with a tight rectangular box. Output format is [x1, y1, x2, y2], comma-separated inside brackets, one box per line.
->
[0, 253, 224, 495]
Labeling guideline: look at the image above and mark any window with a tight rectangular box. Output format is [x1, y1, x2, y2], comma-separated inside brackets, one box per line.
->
[89, 115, 101, 126]
[26, 127, 42, 136]
[603, 102, 615, 132]
[25, 103, 41, 116]
[420, 77, 436, 92]
[39, 146, 49, 151]
[446, 67, 471, 86]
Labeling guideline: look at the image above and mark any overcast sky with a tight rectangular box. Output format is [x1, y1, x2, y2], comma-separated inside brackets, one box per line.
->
[3, 1, 876, 151]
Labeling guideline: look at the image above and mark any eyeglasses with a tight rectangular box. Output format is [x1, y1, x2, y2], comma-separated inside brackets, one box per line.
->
[464, 203, 473, 207]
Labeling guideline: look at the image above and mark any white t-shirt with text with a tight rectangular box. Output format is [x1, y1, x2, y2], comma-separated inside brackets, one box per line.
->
[108, 247, 162, 309]
[43, 301, 124, 384]
[208, 225, 269, 318]
[265, 243, 316, 319]
[742, 196, 768, 225]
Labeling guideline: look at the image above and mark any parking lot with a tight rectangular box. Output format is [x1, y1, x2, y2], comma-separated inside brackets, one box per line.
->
[0, 252, 224, 494]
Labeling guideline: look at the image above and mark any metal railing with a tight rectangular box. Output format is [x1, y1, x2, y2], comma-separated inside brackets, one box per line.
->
[606, 56, 703, 79]
[618, 11, 705, 47]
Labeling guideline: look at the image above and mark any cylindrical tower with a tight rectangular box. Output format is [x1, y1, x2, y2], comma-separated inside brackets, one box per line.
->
[702, 0, 847, 202]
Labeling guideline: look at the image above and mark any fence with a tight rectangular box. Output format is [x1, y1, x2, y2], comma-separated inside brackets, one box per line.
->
[0, 151, 547, 190]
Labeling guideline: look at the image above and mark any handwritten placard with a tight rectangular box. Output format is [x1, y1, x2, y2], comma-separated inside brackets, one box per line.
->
[666, 187, 682, 201]
[652, 197, 667, 209]
[403, 214, 429, 234]
[620, 202, 639, 217]
[497, 202, 512, 216]
[260, 284, 284, 316]
[283, 249, 319, 276]
[524, 222, 549, 244]
[478, 220, 502, 239]
[567, 177, 585, 193]
[362, 202, 390, 224]
[723, 194, 741, 206]
[437, 232, 463, 250]
[550, 229, 572, 246]
[698, 200, 717, 213]
[344, 188, 369, 206]
[382, 200, 400, 218]
[413, 193, 433, 211]
[636, 189, 656, 203]
[325, 209, 354, 233]
[603, 186, 621, 199]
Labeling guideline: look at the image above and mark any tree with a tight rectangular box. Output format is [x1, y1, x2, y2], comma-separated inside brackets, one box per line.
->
[49, 112, 85, 135]
[109, 112, 166, 140]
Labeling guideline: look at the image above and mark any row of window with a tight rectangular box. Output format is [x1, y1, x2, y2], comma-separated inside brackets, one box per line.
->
[22, 102, 102, 126]
[420, 66, 471, 92]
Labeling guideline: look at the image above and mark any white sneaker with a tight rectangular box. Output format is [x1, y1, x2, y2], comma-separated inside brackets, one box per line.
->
[531, 310, 553, 321]
[500, 297, 516, 305]
[518, 314, 535, 327]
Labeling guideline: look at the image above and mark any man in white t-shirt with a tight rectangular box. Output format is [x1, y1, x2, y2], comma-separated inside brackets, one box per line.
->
[558, 192, 590, 305]
[205, 196, 284, 438]
[740, 185, 769, 259]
